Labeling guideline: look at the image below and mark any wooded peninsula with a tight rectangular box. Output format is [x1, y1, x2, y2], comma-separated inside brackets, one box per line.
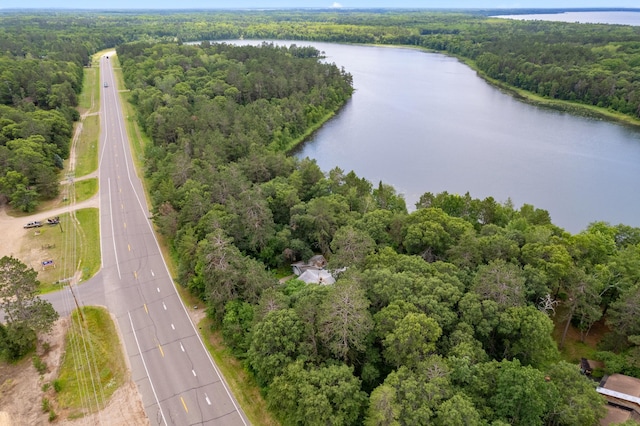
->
[2, 9, 640, 425]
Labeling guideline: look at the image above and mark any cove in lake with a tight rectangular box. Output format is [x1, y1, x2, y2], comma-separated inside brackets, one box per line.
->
[227, 40, 640, 234]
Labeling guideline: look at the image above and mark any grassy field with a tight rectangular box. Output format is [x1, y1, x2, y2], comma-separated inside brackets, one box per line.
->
[55, 307, 127, 418]
[22, 208, 101, 293]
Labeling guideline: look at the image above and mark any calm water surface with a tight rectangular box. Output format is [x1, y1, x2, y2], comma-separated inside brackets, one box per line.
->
[228, 40, 640, 233]
[496, 11, 640, 26]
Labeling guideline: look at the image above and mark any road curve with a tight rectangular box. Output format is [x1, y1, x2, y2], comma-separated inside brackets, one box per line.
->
[56, 54, 249, 426]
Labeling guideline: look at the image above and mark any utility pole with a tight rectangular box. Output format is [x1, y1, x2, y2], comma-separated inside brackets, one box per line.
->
[68, 283, 84, 322]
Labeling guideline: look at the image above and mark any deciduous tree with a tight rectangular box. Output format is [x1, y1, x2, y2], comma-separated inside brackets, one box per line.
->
[318, 278, 373, 362]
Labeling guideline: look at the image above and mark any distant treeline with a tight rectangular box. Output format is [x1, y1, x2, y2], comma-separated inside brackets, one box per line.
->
[3, 10, 640, 210]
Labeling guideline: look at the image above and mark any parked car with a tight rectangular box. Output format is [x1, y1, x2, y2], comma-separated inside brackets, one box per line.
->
[104, 82, 108, 87]
[24, 221, 42, 228]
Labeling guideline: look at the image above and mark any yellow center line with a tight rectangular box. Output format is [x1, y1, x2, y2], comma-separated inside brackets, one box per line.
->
[158, 344, 164, 357]
[134, 271, 137, 279]
[124, 222, 127, 229]
[180, 396, 188, 413]
[144, 304, 148, 314]
[128, 243, 131, 251]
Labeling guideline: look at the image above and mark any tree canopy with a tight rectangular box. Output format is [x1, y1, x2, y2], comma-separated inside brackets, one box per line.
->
[0, 256, 58, 360]
[4, 9, 640, 424]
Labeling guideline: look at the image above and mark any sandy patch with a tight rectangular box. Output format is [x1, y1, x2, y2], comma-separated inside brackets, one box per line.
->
[0, 317, 148, 426]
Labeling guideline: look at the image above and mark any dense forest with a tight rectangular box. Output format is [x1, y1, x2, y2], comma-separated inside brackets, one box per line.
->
[0, 15, 92, 210]
[117, 39, 640, 425]
[3, 9, 640, 424]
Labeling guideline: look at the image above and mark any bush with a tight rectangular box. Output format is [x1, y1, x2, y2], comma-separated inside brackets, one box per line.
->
[0, 322, 37, 361]
[42, 397, 51, 413]
[52, 379, 63, 393]
[33, 355, 47, 375]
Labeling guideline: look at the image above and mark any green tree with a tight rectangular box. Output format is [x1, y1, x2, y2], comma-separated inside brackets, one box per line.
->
[382, 312, 442, 369]
[490, 359, 555, 425]
[545, 361, 606, 426]
[559, 268, 602, 348]
[328, 225, 376, 270]
[497, 305, 559, 368]
[221, 300, 254, 357]
[403, 208, 472, 262]
[367, 357, 451, 425]
[0, 256, 58, 332]
[472, 259, 526, 309]
[247, 308, 307, 386]
[0, 256, 58, 360]
[9, 183, 39, 212]
[365, 384, 400, 426]
[606, 284, 640, 351]
[318, 277, 373, 362]
[292, 284, 330, 363]
[374, 300, 420, 340]
[0, 322, 37, 361]
[268, 360, 367, 426]
[435, 393, 482, 426]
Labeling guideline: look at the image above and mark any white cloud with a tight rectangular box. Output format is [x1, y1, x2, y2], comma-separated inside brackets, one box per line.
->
[331, 2, 343, 7]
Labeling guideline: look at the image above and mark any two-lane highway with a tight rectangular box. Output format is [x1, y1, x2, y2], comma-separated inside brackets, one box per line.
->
[94, 54, 248, 425]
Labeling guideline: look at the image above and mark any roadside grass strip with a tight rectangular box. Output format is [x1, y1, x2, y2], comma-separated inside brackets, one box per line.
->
[55, 307, 126, 418]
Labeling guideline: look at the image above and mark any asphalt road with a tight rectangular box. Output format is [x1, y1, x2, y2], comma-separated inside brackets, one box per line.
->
[46, 55, 249, 426]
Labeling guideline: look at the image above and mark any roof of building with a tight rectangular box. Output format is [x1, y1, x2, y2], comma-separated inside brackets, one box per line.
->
[600, 405, 632, 426]
[601, 374, 640, 398]
[298, 269, 335, 285]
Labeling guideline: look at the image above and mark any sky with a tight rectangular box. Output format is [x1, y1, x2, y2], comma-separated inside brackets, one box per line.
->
[1, 1, 639, 10]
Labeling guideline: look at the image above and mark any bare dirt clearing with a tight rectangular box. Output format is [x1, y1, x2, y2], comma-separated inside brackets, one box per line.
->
[0, 318, 148, 426]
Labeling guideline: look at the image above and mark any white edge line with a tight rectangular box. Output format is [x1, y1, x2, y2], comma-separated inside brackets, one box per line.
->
[128, 311, 167, 426]
[112, 63, 149, 218]
[110, 53, 249, 426]
[107, 178, 121, 279]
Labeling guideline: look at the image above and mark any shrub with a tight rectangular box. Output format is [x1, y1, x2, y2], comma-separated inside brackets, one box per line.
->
[42, 397, 51, 413]
[33, 355, 47, 375]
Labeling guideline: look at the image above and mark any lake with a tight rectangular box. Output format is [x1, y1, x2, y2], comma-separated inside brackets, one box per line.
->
[226, 40, 640, 234]
[496, 11, 640, 26]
